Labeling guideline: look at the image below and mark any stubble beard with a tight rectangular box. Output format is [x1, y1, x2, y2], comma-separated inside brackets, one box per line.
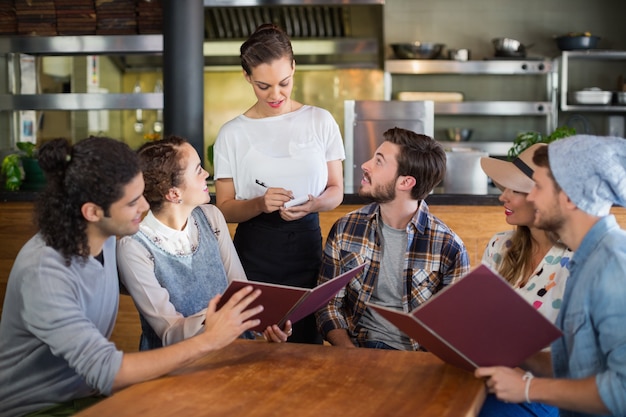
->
[359, 178, 396, 204]
[533, 207, 565, 235]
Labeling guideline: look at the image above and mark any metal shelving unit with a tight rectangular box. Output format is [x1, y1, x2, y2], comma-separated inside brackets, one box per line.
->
[0, 35, 163, 111]
[558, 50, 626, 112]
[383, 58, 557, 132]
[385, 59, 552, 75]
[0, 34, 162, 55]
[0, 93, 163, 111]
[0, 34, 381, 110]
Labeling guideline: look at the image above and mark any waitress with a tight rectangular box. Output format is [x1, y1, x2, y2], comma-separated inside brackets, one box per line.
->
[213, 23, 345, 344]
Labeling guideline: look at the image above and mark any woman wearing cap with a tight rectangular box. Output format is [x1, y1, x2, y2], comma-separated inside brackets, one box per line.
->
[477, 143, 572, 417]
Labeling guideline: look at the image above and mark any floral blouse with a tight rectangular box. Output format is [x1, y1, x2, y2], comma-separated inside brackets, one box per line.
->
[482, 230, 573, 324]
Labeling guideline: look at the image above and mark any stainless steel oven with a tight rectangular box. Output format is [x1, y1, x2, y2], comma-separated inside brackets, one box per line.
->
[343, 100, 434, 193]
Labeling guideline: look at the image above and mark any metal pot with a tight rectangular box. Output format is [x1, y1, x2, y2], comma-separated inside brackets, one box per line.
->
[391, 42, 445, 59]
[555, 34, 600, 51]
[492, 37, 531, 58]
[446, 128, 473, 142]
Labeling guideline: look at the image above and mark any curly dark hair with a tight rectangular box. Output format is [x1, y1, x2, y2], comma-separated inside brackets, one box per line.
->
[36, 136, 141, 265]
[383, 127, 447, 200]
[137, 135, 187, 213]
[240, 23, 294, 75]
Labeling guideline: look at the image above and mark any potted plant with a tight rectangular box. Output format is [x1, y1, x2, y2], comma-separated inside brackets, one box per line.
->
[1, 141, 45, 191]
[507, 126, 576, 160]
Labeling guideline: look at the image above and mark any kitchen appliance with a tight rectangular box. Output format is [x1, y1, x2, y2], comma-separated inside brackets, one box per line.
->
[443, 148, 488, 194]
[344, 100, 434, 193]
[113, 0, 385, 71]
[344, 100, 491, 194]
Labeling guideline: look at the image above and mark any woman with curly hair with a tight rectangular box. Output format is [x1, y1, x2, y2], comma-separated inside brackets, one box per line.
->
[117, 135, 291, 351]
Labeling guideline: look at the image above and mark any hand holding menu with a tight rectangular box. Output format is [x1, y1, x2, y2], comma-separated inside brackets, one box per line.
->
[367, 264, 562, 372]
[218, 263, 365, 333]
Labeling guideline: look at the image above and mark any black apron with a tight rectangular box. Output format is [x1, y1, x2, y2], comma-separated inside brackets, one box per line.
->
[234, 211, 323, 344]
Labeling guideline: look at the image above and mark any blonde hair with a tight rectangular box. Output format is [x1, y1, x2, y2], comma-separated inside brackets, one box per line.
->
[498, 226, 564, 285]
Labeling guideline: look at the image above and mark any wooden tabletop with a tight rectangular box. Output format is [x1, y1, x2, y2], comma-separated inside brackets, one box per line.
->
[76, 340, 486, 417]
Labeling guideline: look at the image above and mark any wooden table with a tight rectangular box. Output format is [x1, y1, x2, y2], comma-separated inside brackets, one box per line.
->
[76, 340, 486, 417]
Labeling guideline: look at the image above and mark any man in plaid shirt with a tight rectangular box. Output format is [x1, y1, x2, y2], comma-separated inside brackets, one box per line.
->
[316, 127, 470, 350]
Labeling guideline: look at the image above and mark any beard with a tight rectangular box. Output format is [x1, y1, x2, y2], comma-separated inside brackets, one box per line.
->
[533, 205, 565, 234]
[359, 176, 396, 203]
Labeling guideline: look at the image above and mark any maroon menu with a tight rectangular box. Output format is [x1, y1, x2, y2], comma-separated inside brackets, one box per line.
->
[217, 263, 366, 332]
[367, 264, 562, 372]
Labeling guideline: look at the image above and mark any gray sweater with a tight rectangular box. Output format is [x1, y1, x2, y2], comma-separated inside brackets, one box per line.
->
[0, 234, 123, 417]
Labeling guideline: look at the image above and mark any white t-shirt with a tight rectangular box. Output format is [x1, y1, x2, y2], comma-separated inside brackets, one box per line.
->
[214, 105, 345, 200]
[481, 230, 572, 324]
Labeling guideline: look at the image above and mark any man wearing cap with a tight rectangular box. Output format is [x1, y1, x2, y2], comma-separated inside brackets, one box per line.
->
[476, 135, 626, 417]
[479, 143, 571, 417]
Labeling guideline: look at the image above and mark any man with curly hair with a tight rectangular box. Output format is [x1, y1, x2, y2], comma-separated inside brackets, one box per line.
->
[0, 136, 263, 417]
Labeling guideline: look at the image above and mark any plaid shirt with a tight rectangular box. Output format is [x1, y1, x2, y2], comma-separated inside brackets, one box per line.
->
[315, 201, 470, 350]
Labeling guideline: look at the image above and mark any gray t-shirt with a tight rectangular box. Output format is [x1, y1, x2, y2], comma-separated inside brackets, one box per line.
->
[360, 221, 413, 350]
[0, 234, 123, 417]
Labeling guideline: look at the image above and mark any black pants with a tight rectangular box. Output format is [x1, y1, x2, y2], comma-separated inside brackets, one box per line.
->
[234, 211, 323, 344]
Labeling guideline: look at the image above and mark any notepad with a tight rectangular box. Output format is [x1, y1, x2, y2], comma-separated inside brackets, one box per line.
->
[284, 195, 309, 208]
[218, 263, 366, 332]
[367, 264, 562, 372]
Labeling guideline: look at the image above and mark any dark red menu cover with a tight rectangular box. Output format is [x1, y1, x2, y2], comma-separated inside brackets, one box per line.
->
[367, 264, 563, 372]
[217, 263, 366, 332]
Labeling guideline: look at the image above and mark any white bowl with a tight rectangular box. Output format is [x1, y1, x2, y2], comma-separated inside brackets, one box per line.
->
[568, 89, 612, 105]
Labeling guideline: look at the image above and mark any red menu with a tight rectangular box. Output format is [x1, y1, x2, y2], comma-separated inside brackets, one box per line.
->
[367, 264, 562, 372]
[218, 263, 366, 332]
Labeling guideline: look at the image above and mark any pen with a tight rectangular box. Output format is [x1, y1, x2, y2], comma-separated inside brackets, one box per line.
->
[255, 179, 267, 188]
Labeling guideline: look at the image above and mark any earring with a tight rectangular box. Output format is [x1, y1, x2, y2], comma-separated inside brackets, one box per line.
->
[178, 199, 183, 204]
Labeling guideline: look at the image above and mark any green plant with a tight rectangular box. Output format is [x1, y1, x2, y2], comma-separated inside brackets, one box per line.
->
[16, 141, 37, 158]
[1, 154, 22, 191]
[507, 126, 576, 160]
[1, 141, 39, 191]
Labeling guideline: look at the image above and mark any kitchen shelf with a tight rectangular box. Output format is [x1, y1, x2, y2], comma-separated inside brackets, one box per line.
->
[434, 101, 551, 116]
[0, 34, 379, 72]
[558, 50, 626, 112]
[437, 141, 513, 155]
[384, 59, 556, 120]
[0, 35, 163, 55]
[385, 59, 553, 75]
[0, 35, 163, 112]
[0, 93, 163, 111]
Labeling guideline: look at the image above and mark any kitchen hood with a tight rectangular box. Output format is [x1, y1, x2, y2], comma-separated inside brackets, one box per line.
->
[118, 0, 384, 71]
